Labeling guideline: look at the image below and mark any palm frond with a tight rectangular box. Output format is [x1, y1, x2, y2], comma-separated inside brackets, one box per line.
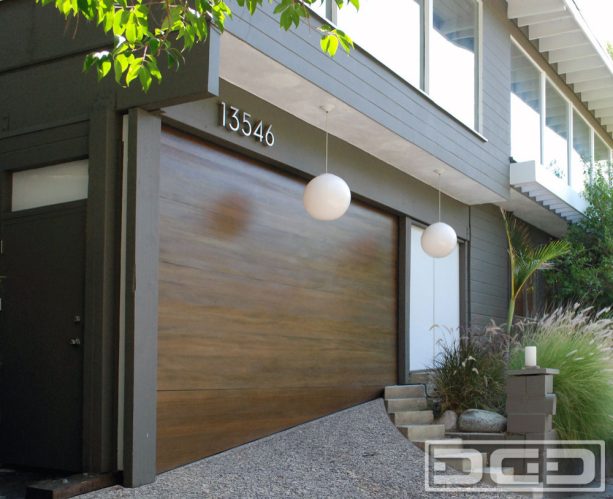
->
[515, 240, 570, 296]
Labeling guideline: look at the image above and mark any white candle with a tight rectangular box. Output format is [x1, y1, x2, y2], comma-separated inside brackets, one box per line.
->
[525, 346, 537, 367]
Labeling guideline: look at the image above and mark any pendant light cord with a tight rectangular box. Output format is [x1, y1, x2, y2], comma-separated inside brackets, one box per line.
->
[437, 172, 441, 222]
[325, 110, 329, 174]
[433, 170, 441, 362]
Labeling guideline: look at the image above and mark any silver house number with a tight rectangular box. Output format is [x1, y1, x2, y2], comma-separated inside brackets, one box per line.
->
[219, 101, 275, 147]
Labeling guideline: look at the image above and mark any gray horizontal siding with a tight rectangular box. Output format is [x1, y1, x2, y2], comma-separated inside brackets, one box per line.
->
[470, 204, 510, 328]
[480, 0, 511, 179]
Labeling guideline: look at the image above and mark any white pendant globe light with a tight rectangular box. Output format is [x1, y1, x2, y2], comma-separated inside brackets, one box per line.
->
[304, 173, 351, 221]
[421, 170, 457, 258]
[303, 105, 351, 221]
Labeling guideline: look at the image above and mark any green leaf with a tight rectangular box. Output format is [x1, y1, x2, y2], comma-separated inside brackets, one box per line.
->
[146, 57, 162, 81]
[279, 9, 292, 30]
[113, 58, 123, 83]
[320, 34, 339, 56]
[113, 9, 127, 35]
[138, 66, 152, 92]
[125, 57, 142, 86]
[98, 59, 112, 80]
[103, 10, 114, 32]
[83, 53, 96, 72]
[125, 13, 137, 43]
[335, 29, 353, 53]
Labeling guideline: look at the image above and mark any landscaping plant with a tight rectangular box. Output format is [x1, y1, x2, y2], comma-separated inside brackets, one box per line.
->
[546, 167, 613, 312]
[501, 209, 570, 334]
[431, 333, 507, 414]
[509, 306, 613, 442]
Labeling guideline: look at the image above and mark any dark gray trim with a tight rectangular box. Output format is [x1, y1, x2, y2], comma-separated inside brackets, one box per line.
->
[459, 239, 470, 334]
[123, 109, 160, 487]
[82, 104, 121, 473]
[0, 122, 89, 171]
[0, 171, 11, 213]
[397, 217, 410, 384]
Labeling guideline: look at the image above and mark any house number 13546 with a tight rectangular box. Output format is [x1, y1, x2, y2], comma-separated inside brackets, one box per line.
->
[219, 101, 275, 147]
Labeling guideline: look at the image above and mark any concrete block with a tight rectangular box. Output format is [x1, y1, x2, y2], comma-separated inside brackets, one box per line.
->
[507, 414, 553, 434]
[399, 424, 445, 441]
[390, 410, 433, 425]
[385, 398, 427, 413]
[506, 394, 556, 415]
[525, 375, 554, 396]
[384, 384, 425, 399]
[506, 376, 526, 396]
[525, 430, 558, 441]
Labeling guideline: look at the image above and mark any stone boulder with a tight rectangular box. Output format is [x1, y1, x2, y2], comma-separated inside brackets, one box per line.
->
[435, 410, 458, 431]
[458, 409, 506, 433]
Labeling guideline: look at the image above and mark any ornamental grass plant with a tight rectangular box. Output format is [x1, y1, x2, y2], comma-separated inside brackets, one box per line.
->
[509, 305, 613, 442]
[431, 331, 507, 414]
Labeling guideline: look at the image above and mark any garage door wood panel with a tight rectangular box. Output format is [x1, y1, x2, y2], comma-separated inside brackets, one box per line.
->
[157, 128, 397, 472]
[157, 386, 382, 472]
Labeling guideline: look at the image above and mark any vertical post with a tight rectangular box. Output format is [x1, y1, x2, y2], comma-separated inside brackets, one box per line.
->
[123, 109, 161, 487]
[506, 367, 559, 480]
[83, 103, 121, 472]
[397, 217, 411, 384]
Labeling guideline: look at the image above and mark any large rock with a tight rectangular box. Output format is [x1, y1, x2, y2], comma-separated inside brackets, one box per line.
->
[458, 409, 507, 433]
[435, 410, 458, 431]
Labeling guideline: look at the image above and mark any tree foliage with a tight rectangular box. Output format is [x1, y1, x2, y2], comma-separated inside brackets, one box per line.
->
[546, 168, 613, 310]
[37, 0, 358, 91]
[501, 209, 570, 333]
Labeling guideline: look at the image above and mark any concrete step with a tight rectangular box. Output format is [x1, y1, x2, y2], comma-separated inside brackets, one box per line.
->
[446, 431, 506, 441]
[477, 466, 515, 487]
[385, 397, 427, 413]
[413, 438, 463, 452]
[390, 410, 433, 425]
[384, 384, 425, 399]
[399, 424, 445, 441]
[407, 371, 432, 384]
[433, 450, 489, 472]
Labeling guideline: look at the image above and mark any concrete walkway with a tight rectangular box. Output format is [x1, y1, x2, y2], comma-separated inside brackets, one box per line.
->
[82, 399, 520, 499]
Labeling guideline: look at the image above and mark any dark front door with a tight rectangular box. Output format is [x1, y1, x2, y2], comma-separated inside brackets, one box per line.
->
[0, 201, 86, 471]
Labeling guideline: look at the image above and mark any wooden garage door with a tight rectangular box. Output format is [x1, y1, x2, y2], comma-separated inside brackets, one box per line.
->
[157, 128, 398, 472]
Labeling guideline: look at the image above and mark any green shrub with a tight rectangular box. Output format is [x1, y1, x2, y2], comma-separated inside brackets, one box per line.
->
[546, 168, 613, 311]
[431, 334, 507, 414]
[510, 306, 613, 442]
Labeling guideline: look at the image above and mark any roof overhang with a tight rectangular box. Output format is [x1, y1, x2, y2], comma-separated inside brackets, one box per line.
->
[218, 33, 505, 205]
[502, 160, 587, 236]
[508, 0, 613, 138]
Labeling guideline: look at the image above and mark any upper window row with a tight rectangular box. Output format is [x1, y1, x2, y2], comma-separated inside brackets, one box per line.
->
[511, 42, 611, 192]
[311, 0, 480, 129]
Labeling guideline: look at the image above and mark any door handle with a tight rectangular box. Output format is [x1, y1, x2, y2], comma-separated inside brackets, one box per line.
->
[68, 338, 81, 346]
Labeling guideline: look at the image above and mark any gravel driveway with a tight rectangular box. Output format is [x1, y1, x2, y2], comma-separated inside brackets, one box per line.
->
[81, 399, 523, 498]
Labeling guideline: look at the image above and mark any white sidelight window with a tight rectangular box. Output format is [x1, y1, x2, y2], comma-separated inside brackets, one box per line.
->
[409, 225, 460, 372]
